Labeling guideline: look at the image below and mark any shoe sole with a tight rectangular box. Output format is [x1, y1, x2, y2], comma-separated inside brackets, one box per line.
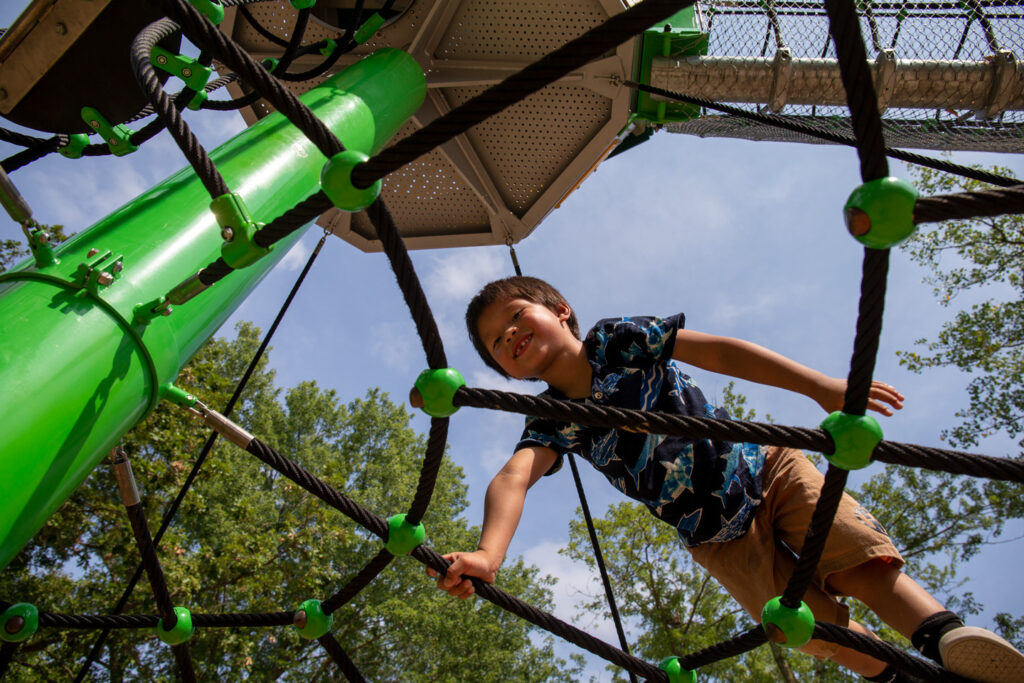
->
[939, 626, 1024, 683]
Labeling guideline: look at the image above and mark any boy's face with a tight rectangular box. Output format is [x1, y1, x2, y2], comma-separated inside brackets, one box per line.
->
[476, 297, 573, 381]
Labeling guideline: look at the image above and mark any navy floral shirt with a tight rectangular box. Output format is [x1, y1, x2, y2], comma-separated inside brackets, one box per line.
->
[516, 314, 765, 547]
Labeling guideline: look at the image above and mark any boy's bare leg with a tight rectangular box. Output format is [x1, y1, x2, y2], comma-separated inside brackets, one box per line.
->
[816, 619, 889, 678]
[825, 558, 945, 638]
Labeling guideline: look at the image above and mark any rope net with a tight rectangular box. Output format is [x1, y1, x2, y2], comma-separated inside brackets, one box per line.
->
[1, 0, 1023, 681]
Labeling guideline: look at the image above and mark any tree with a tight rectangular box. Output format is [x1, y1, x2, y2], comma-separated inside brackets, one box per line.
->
[0, 323, 580, 681]
[0, 223, 70, 273]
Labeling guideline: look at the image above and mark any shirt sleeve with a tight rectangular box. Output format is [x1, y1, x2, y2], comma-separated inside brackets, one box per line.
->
[586, 313, 685, 368]
[515, 414, 584, 476]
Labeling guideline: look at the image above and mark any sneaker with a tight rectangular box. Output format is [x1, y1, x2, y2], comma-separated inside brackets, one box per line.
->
[939, 626, 1024, 683]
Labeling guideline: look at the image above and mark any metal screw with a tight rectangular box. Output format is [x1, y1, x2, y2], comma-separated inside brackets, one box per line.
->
[293, 610, 308, 629]
[221, 227, 234, 241]
[157, 55, 168, 65]
[87, 248, 99, 257]
[181, 67, 192, 78]
[89, 119, 99, 129]
[112, 261, 123, 273]
[97, 272, 114, 286]
[109, 138, 119, 146]
[38, 232, 50, 243]
[162, 305, 173, 317]
[55, 22, 67, 35]
[4, 616, 24, 634]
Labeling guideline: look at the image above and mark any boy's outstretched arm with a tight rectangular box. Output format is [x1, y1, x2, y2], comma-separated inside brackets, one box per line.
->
[673, 329, 904, 415]
[427, 445, 558, 599]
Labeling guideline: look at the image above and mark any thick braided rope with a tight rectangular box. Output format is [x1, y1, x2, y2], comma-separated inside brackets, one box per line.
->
[131, 18, 229, 197]
[411, 544, 669, 681]
[150, 0, 344, 160]
[321, 549, 394, 615]
[822, 0, 889, 181]
[679, 626, 766, 669]
[318, 633, 367, 683]
[0, 642, 16, 676]
[124, 503, 178, 628]
[622, 81, 1023, 188]
[916, 186, 1024, 224]
[813, 622, 969, 681]
[351, 0, 695, 188]
[171, 642, 197, 683]
[453, 387, 1024, 482]
[843, 248, 890, 416]
[406, 418, 450, 525]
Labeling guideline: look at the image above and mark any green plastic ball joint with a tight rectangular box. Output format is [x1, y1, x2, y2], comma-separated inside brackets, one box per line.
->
[844, 176, 918, 249]
[290, 0, 316, 8]
[410, 368, 466, 418]
[761, 597, 815, 648]
[156, 606, 194, 645]
[1, 603, 39, 643]
[658, 656, 697, 683]
[293, 599, 333, 640]
[385, 513, 426, 555]
[59, 133, 90, 159]
[820, 411, 883, 470]
[321, 150, 382, 212]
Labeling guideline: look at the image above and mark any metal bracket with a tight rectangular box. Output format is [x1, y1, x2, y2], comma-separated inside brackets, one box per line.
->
[150, 45, 213, 93]
[74, 248, 124, 295]
[81, 106, 138, 156]
[873, 49, 897, 114]
[981, 50, 1019, 120]
[767, 47, 792, 113]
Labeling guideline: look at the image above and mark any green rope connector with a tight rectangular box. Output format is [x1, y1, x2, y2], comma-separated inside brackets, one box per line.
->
[385, 513, 426, 555]
[820, 411, 883, 470]
[844, 176, 918, 249]
[354, 13, 386, 44]
[761, 597, 814, 648]
[1, 603, 39, 643]
[262, 57, 280, 73]
[290, 0, 317, 9]
[321, 150, 382, 212]
[187, 88, 209, 111]
[81, 106, 138, 157]
[319, 38, 338, 57]
[211, 192, 271, 269]
[156, 606, 194, 645]
[59, 133, 90, 159]
[133, 296, 173, 325]
[23, 224, 58, 268]
[162, 384, 197, 408]
[410, 368, 466, 418]
[187, 0, 225, 25]
[658, 656, 697, 683]
[293, 599, 333, 640]
[151, 46, 213, 93]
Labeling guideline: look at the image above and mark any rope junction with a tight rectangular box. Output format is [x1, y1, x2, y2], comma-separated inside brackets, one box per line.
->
[2, 0, 1023, 680]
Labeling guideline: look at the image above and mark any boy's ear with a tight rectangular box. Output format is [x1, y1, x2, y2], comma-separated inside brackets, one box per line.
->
[557, 303, 571, 322]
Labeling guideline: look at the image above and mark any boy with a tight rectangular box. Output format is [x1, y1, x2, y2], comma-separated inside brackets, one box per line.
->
[430, 276, 1024, 682]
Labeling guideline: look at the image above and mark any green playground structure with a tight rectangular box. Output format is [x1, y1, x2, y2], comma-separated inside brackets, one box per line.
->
[0, 47, 426, 570]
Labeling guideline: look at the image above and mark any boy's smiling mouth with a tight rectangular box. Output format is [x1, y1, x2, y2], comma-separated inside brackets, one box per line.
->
[513, 333, 532, 359]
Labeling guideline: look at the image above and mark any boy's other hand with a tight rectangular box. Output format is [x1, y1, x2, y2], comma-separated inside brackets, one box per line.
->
[426, 550, 498, 599]
[816, 378, 905, 416]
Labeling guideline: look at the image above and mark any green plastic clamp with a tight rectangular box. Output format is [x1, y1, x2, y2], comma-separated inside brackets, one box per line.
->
[187, 89, 209, 111]
[187, 0, 225, 25]
[1, 603, 39, 643]
[294, 599, 333, 640]
[321, 150, 382, 212]
[262, 57, 280, 73]
[412, 368, 466, 418]
[23, 224, 58, 268]
[844, 176, 918, 249]
[81, 107, 138, 157]
[211, 192, 270, 269]
[156, 606, 194, 645]
[820, 411, 883, 470]
[761, 597, 814, 648]
[290, 0, 316, 8]
[319, 38, 338, 57]
[133, 296, 173, 325]
[59, 133, 90, 159]
[73, 249, 124, 296]
[162, 384, 198, 408]
[658, 656, 697, 683]
[150, 46, 213, 93]
[354, 13, 385, 44]
[385, 514, 426, 555]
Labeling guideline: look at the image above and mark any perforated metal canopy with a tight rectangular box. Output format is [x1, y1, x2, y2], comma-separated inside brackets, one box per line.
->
[218, 0, 640, 252]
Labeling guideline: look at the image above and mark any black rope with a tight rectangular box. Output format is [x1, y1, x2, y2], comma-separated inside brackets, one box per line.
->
[915, 185, 1024, 224]
[405, 418, 450, 525]
[321, 549, 394, 615]
[566, 454, 638, 683]
[679, 626, 767, 669]
[0, 642, 17, 677]
[72, 235, 328, 682]
[350, 0, 695, 188]
[813, 622, 969, 681]
[318, 633, 367, 683]
[124, 503, 177, 627]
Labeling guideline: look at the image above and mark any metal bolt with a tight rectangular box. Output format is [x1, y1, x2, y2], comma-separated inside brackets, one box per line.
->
[97, 272, 114, 286]
[109, 138, 119, 146]
[112, 261, 123, 273]
[293, 610, 308, 629]
[38, 232, 50, 243]
[162, 305, 173, 316]
[156, 55, 168, 65]
[87, 248, 99, 257]
[55, 22, 67, 35]
[4, 616, 24, 634]
[181, 67, 192, 78]
[89, 119, 99, 129]
[221, 227, 234, 241]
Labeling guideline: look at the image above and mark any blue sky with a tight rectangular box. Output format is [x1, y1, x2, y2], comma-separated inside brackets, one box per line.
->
[3, 3, 1023, 679]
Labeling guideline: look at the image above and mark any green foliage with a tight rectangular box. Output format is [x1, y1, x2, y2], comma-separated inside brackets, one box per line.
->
[0, 323, 578, 682]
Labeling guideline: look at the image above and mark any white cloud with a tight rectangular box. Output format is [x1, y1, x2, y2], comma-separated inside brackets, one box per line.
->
[424, 247, 506, 306]
[369, 320, 419, 372]
[278, 238, 310, 272]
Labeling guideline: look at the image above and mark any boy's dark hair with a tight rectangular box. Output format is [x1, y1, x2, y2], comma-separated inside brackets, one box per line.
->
[466, 276, 580, 379]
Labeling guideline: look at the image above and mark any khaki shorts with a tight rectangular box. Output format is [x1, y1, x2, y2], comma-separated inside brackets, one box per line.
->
[688, 446, 903, 658]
